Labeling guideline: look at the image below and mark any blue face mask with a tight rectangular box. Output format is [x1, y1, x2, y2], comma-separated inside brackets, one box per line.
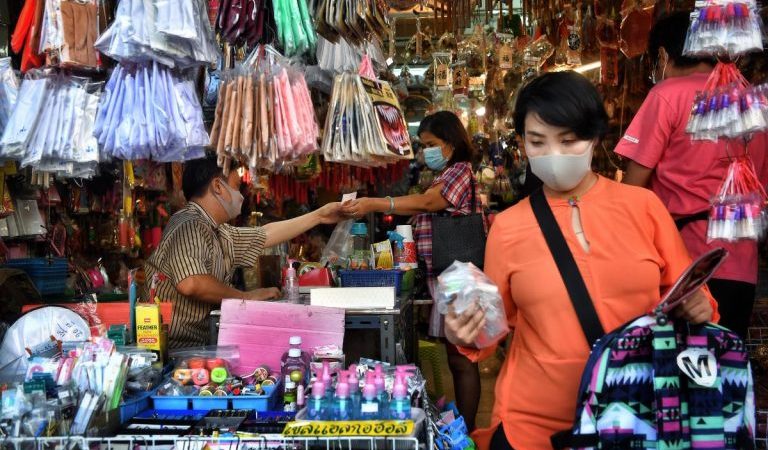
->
[424, 146, 448, 171]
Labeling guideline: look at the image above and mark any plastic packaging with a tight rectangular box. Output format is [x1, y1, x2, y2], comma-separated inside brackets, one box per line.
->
[95, 0, 219, 68]
[436, 261, 510, 349]
[321, 219, 354, 267]
[0, 58, 20, 135]
[683, 0, 764, 59]
[707, 156, 768, 242]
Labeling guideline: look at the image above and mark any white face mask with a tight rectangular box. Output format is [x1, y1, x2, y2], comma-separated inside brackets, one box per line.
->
[528, 145, 594, 192]
[214, 178, 244, 220]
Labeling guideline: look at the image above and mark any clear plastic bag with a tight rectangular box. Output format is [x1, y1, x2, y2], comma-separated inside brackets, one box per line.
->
[436, 261, 509, 349]
[0, 58, 20, 136]
[320, 219, 354, 267]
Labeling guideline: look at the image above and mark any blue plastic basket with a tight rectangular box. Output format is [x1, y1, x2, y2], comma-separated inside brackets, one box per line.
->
[338, 270, 404, 295]
[151, 383, 281, 412]
[4, 258, 68, 295]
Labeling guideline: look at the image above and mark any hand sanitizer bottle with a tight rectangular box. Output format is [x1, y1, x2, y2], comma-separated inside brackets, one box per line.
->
[388, 374, 411, 420]
[307, 381, 328, 420]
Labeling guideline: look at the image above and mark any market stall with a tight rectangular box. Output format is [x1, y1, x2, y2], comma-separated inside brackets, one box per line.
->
[0, 0, 767, 447]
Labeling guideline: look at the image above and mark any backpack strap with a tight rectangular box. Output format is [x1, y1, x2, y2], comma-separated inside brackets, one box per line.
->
[530, 188, 605, 347]
[550, 430, 599, 449]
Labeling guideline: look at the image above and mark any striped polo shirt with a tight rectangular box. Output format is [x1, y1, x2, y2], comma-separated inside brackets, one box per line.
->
[143, 201, 266, 348]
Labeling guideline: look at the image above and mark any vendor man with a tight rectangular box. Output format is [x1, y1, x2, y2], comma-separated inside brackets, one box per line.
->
[144, 153, 344, 348]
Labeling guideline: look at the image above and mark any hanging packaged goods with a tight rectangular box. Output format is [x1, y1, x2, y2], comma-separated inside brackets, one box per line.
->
[209, 46, 320, 173]
[215, 0, 274, 48]
[0, 70, 101, 178]
[686, 62, 768, 141]
[95, 0, 219, 69]
[93, 61, 209, 162]
[314, 0, 390, 46]
[0, 58, 19, 136]
[321, 72, 412, 167]
[683, 0, 764, 60]
[682, 0, 766, 141]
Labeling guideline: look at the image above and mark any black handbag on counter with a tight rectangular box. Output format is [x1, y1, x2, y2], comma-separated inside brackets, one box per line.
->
[431, 177, 486, 274]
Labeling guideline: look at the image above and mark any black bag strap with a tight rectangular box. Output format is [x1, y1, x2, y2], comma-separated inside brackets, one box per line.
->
[530, 188, 605, 347]
[674, 211, 709, 231]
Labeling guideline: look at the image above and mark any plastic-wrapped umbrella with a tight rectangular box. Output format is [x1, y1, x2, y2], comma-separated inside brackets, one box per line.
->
[0, 306, 90, 381]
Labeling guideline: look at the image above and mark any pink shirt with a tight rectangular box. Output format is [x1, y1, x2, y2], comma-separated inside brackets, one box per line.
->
[615, 72, 768, 284]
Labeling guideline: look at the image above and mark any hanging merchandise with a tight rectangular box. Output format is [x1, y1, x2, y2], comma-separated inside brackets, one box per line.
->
[209, 45, 319, 173]
[683, 0, 764, 59]
[38, 0, 102, 69]
[271, 0, 317, 57]
[314, 0, 390, 46]
[686, 62, 768, 140]
[95, 0, 219, 69]
[10, 0, 45, 72]
[0, 57, 19, 135]
[707, 155, 768, 242]
[0, 70, 101, 178]
[93, 61, 209, 162]
[321, 63, 413, 167]
[618, 3, 653, 58]
[316, 36, 387, 75]
[216, 0, 275, 48]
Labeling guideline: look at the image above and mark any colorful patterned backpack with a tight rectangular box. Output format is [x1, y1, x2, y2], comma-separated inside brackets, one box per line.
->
[551, 249, 755, 450]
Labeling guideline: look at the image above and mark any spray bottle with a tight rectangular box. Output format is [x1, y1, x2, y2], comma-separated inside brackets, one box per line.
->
[374, 364, 389, 418]
[307, 381, 327, 420]
[332, 380, 352, 420]
[388, 373, 411, 420]
[359, 374, 381, 420]
[348, 366, 361, 420]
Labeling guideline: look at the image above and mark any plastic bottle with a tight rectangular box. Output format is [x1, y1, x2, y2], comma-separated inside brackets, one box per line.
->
[332, 380, 352, 421]
[307, 381, 327, 420]
[281, 336, 311, 381]
[321, 361, 333, 399]
[348, 367, 361, 420]
[284, 381, 297, 412]
[349, 222, 371, 270]
[282, 348, 308, 388]
[359, 380, 381, 420]
[285, 266, 300, 303]
[374, 365, 389, 417]
[388, 373, 411, 420]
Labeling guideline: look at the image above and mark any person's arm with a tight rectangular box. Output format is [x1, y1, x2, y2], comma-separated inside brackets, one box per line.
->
[614, 90, 672, 182]
[623, 160, 654, 187]
[342, 184, 450, 217]
[176, 275, 280, 303]
[262, 202, 343, 248]
[646, 193, 719, 323]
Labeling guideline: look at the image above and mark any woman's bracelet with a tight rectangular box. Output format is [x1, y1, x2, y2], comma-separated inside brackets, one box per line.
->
[385, 196, 395, 214]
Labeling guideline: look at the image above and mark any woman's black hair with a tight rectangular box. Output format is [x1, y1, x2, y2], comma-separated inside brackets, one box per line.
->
[649, 12, 716, 68]
[182, 152, 226, 200]
[513, 71, 609, 141]
[417, 111, 475, 167]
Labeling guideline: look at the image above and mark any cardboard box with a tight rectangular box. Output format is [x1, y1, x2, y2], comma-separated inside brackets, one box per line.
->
[135, 304, 166, 363]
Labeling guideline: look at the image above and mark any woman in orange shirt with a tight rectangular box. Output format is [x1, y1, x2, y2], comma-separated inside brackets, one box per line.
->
[444, 71, 719, 450]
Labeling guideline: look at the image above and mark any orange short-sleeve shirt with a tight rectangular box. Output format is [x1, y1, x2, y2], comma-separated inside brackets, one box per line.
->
[462, 176, 719, 450]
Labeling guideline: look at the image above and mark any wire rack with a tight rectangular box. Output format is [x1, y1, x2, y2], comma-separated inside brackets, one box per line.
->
[0, 435, 422, 450]
[748, 327, 768, 448]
